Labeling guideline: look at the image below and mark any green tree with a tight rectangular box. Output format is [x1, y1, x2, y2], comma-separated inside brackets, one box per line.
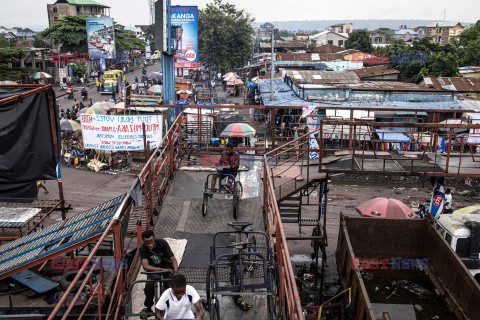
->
[41, 15, 89, 53]
[114, 24, 145, 53]
[32, 36, 50, 48]
[0, 35, 38, 81]
[419, 51, 461, 77]
[463, 39, 480, 65]
[72, 62, 87, 78]
[344, 30, 373, 53]
[198, 0, 253, 69]
[307, 43, 317, 51]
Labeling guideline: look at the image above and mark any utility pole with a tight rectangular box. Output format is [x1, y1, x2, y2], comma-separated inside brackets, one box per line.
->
[270, 27, 275, 101]
[159, 0, 176, 123]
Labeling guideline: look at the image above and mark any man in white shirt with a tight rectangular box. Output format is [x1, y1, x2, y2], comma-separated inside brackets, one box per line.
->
[444, 188, 453, 213]
[155, 273, 204, 320]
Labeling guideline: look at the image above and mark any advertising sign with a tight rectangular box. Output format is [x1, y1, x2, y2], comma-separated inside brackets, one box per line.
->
[171, 6, 198, 68]
[86, 18, 116, 59]
[468, 112, 480, 144]
[80, 115, 163, 150]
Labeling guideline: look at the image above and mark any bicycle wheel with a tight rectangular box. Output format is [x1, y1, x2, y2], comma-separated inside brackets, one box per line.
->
[210, 296, 220, 320]
[267, 266, 277, 320]
[202, 192, 208, 217]
[206, 265, 215, 310]
[234, 181, 243, 199]
[233, 194, 239, 219]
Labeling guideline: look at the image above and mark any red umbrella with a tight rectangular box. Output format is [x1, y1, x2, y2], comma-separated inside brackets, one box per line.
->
[356, 198, 418, 219]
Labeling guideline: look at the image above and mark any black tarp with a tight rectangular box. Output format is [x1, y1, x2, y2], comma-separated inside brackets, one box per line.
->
[0, 87, 60, 202]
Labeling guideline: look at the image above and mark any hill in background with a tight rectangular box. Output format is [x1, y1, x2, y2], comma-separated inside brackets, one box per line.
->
[252, 19, 473, 32]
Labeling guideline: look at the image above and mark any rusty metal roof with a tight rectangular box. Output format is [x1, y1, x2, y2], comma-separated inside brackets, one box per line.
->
[352, 66, 400, 79]
[276, 53, 345, 62]
[286, 70, 360, 84]
[298, 80, 446, 92]
[260, 41, 307, 49]
[311, 44, 347, 53]
[421, 77, 480, 92]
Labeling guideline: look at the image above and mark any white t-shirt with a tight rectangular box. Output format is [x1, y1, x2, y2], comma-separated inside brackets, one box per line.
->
[155, 285, 200, 320]
[445, 193, 452, 209]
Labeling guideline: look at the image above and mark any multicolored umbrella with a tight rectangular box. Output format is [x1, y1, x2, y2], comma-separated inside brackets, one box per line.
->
[356, 198, 418, 219]
[92, 101, 114, 111]
[453, 205, 480, 215]
[227, 78, 244, 85]
[147, 85, 163, 94]
[0, 80, 17, 84]
[30, 72, 52, 79]
[220, 123, 256, 137]
[77, 106, 107, 116]
[60, 119, 81, 133]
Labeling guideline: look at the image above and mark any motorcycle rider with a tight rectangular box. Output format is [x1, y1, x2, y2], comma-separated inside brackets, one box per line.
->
[66, 84, 74, 100]
[81, 87, 88, 100]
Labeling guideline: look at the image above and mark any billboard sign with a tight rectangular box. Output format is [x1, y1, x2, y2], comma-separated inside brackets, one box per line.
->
[86, 18, 116, 60]
[80, 115, 163, 151]
[171, 6, 198, 68]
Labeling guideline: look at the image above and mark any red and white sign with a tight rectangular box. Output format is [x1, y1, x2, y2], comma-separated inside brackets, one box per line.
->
[432, 195, 443, 207]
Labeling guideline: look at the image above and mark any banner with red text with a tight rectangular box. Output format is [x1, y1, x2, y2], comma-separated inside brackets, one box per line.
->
[80, 114, 163, 150]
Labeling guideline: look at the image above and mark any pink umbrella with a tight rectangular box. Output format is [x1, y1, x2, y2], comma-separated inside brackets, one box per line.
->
[356, 198, 418, 219]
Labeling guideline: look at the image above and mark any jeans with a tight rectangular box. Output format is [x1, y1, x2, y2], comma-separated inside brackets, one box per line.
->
[144, 274, 170, 309]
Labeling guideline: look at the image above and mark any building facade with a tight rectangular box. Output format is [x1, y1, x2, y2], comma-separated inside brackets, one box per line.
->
[47, 0, 110, 27]
[426, 22, 464, 45]
[330, 23, 353, 34]
[310, 30, 349, 47]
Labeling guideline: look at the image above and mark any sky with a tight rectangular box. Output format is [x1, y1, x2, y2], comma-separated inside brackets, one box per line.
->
[0, 0, 478, 31]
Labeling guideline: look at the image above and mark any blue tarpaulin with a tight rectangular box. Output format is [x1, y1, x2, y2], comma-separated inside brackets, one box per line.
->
[376, 130, 411, 142]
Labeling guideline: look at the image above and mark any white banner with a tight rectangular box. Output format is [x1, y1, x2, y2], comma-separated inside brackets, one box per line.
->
[80, 114, 163, 151]
[309, 133, 320, 159]
[468, 112, 480, 145]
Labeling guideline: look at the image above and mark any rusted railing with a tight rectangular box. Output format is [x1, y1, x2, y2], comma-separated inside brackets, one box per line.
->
[264, 156, 305, 320]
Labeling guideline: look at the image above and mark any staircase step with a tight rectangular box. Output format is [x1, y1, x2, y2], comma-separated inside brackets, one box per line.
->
[280, 214, 299, 218]
[279, 203, 300, 208]
[281, 217, 299, 223]
[300, 218, 321, 226]
[279, 208, 300, 214]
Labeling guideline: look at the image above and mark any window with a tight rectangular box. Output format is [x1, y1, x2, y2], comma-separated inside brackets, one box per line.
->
[53, 7, 57, 13]
[77, 7, 80, 12]
[338, 40, 344, 46]
[328, 40, 333, 45]
[456, 238, 470, 258]
[445, 233, 452, 245]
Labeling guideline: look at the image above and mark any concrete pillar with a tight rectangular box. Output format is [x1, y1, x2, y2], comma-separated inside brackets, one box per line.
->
[41, 51, 46, 70]
[20, 58, 25, 68]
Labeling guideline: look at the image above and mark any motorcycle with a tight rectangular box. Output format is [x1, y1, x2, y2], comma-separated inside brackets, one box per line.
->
[66, 88, 74, 100]
[81, 90, 88, 101]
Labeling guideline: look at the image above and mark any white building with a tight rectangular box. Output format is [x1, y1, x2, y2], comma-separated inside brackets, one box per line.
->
[310, 30, 349, 47]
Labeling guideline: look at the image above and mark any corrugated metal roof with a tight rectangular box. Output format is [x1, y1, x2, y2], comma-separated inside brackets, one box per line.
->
[352, 66, 400, 79]
[65, 0, 109, 7]
[259, 41, 307, 49]
[286, 70, 360, 84]
[277, 53, 345, 62]
[311, 44, 347, 54]
[421, 77, 480, 92]
[457, 99, 480, 112]
[259, 79, 468, 111]
[0, 195, 125, 275]
[303, 81, 446, 92]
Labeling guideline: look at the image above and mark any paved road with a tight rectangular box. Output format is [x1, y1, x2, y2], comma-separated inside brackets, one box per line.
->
[55, 62, 163, 113]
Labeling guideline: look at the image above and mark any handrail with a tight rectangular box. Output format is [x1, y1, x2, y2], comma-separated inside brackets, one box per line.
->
[264, 158, 304, 320]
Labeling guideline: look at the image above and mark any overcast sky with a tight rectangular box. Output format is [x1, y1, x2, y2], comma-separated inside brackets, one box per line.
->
[1, 0, 478, 31]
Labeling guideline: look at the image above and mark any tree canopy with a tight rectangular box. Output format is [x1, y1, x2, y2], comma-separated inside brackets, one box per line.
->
[458, 20, 480, 66]
[41, 15, 89, 53]
[198, 0, 253, 70]
[345, 30, 374, 53]
[41, 16, 144, 54]
[0, 36, 37, 81]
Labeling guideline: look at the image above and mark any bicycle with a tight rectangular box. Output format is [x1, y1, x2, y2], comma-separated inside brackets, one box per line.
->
[202, 166, 243, 219]
[205, 223, 275, 320]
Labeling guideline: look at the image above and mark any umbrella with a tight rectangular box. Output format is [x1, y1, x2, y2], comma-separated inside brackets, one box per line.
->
[147, 85, 163, 94]
[0, 80, 17, 84]
[220, 123, 256, 137]
[227, 78, 244, 85]
[60, 119, 81, 133]
[30, 72, 52, 79]
[356, 197, 418, 219]
[148, 72, 162, 79]
[92, 101, 114, 111]
[177, 89, 193, 94]
[251, 77, 258, 82]
[77, 106, 107, 116]
[453, 205, 480, 215]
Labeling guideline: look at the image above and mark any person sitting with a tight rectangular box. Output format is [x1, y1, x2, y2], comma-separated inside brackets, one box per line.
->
[209, 143, 239, 196]
[155, 273, 204, 320]
[140, 230, 179, 314]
